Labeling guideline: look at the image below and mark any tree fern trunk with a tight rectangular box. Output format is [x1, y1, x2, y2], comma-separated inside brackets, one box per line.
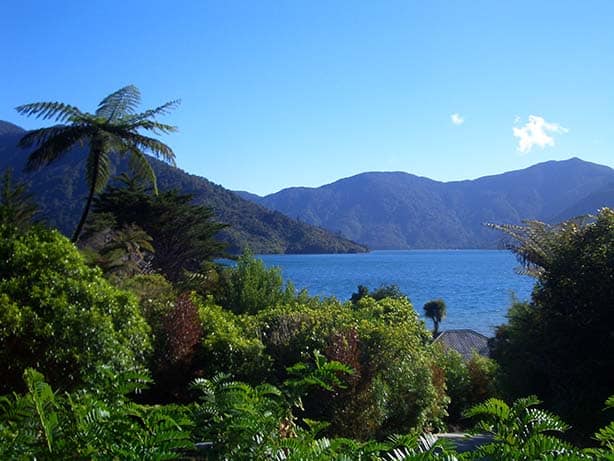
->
[72, 154, 101, 243]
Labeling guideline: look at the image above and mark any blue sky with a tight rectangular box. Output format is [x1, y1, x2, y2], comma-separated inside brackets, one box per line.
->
[2, 1, 613, 195]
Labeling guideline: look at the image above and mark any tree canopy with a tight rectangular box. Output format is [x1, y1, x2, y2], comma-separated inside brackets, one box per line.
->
[89, 181, 227, 282]
[0, 225, 151, 392]
[490, 208, 614, 436]
[423, 299, 447, 336]
[16, 85, 179, 241]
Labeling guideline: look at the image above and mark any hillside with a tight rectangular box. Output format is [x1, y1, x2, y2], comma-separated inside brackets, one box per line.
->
[238, 158, 614, 249]
[0, 121, 367, 254]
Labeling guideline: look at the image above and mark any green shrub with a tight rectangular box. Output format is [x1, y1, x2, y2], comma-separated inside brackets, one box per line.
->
[0, 225, 151, 392]
[491, 208, 614, 436]
[197, 295, 271, 382]
[216, 250, 299, 314]
[0, 367, 192, 460]
[257, 296, 444, 439]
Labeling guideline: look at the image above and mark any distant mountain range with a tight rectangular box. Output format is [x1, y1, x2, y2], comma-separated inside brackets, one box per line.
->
[235, 159, 614, 249]
[0, 121, 367, 254]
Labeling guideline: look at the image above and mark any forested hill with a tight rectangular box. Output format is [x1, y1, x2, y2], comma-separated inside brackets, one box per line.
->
[0, 121, 367, 254]
[236, 158, 614, 249]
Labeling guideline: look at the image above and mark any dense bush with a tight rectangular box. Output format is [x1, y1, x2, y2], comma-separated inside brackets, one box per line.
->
[257, 295, 445, 439]
[2, 366, 614, 460]
[196, 295, 271, 383]
[490, 208, 614, 437]
[434, 346, 498, 426]
[215, 250, 302, 314]
[91, 183, 227, 282]
[0, 225, 151, 393]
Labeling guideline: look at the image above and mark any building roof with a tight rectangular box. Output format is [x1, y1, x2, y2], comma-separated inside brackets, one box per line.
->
[433, 329, 490, 360]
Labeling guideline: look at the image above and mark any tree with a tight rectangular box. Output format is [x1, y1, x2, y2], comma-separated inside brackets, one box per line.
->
[350, 284, 407, 304]
[89, 181, 227, 282]
[0, 225, 151, 393]
[490, 208, 614, 437]
[423, 299, 446, 337]
[16, 85, 179, 242]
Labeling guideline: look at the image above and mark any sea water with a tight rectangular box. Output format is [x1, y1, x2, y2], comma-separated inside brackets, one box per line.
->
[258, 250, 534, 336]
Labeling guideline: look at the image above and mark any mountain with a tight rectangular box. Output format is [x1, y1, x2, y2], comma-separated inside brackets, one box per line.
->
[0, 121, 367, 254]
[238, 158, 614, 249]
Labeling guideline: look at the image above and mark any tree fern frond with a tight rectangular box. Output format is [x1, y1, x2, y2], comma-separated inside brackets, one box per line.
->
[126, 99, 181, 124]
[125, 147, 159, 194]
[15, 101, 84, 122]
[19, 125, 90, 171]
[96, 85, 142, 120]
[464, 398, 511, 421]
[129, 119, 178, 135]
[23, 368, 58, 454]
[118, 131, 176, 165]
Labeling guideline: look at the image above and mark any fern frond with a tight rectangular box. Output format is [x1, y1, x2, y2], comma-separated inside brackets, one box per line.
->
[124, 147, 159, 194]
[19, 125, 91, 171]
[24, 368, 58, 454]
[120, 131, 176, 165]
[464, 398, 511, 421]
[96, 85, 142, 120]
[126, 99, 181, 125]
[15, 101, 84, 122]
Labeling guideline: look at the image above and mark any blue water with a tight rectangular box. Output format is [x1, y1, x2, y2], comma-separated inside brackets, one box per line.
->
[258, 250, 534, 336]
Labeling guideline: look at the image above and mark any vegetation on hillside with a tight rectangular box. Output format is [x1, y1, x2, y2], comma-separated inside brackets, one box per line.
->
[0, 122, 368, 254]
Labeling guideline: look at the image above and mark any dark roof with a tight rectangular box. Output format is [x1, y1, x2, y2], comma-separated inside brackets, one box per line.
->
[434, 329, 490, 360]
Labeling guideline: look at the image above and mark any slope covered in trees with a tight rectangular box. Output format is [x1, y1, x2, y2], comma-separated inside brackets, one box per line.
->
[0, 121, 367, 254]
[238, 159, 614, 249]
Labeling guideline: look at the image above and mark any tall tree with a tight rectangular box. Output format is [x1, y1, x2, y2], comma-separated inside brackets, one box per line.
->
[89, 181, 228, 282]
[490, 208, 614, 437]
[15, 85, 179, 242]
[423, 299, 446, 337]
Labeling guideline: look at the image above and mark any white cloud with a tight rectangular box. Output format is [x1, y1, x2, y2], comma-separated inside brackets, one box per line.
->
[512, 115, 568, 154]
[451, 113, 464, 125]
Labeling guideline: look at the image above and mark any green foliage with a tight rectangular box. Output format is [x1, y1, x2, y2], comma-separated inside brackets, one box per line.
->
[0, 168, 39, 231]
[118, 274, 177, 335]
[0, 225, 151, 393]
[196, 295, 271, 382]
[2, 368, 613, 459]
[86, 222, 155, 278]
[257, 296, 443, 439]
[463, 396, 584, 460]
[16, 85, 179, 242]
[90, 182, 227, 281]
[423, 299, 446, 336]
[0, 367, 192, 460]
[589, 395, 614, 459]
[350, 283, 407, 304]
[432, 347, 471, 425]
[490, 208, 614, 436]
[216, 250, 300, 314]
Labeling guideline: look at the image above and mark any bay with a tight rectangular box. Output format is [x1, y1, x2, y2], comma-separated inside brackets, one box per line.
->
[258, 250, 534, 336]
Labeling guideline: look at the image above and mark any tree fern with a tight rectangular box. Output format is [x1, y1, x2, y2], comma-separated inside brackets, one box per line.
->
[16, 85, 179, 242]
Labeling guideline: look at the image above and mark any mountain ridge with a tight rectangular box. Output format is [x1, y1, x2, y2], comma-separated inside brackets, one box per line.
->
[0, 121, 368, 255]
[236, 157, 614, 249]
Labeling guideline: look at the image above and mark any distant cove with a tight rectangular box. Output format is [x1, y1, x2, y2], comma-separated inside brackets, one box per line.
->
[258, 250, 534, 336]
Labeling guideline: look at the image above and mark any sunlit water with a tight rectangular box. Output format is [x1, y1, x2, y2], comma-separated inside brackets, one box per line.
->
[257, 250, 534, 336]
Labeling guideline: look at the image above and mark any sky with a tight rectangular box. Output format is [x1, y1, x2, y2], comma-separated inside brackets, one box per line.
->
[1, 1, 613, 195]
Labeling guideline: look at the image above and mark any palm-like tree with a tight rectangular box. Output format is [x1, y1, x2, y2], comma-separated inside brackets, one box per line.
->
[16, 85, 179, 242]
[423, 299, 446, 337]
